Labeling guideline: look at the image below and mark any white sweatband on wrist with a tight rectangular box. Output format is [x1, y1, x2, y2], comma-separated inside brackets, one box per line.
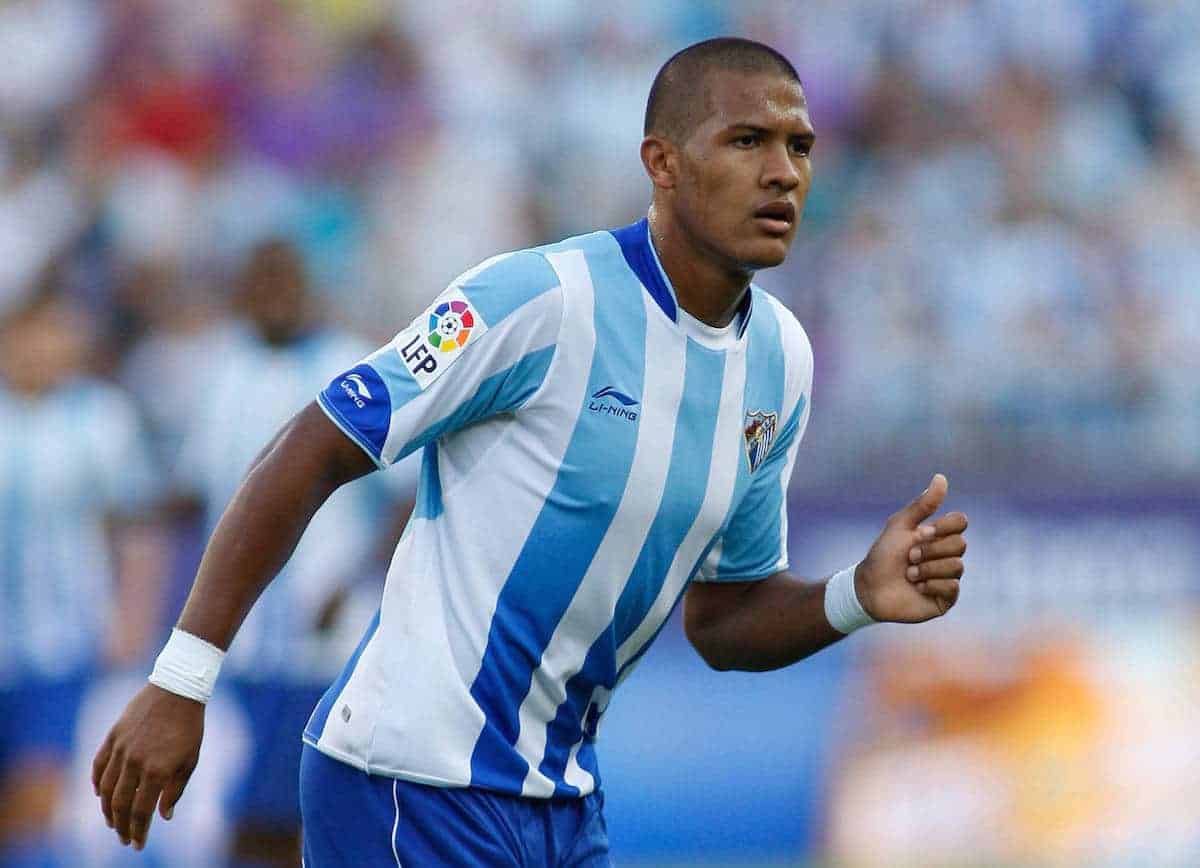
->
[824, 563, 876, 635]
[148, 628, 225, 704]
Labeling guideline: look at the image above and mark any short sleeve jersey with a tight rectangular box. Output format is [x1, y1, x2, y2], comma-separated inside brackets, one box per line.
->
[305, 219, 813, 798]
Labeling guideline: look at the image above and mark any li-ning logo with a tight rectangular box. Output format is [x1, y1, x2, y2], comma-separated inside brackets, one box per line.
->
[346, 374, 372, 400]
[339, 374, 374, 409]
[589, 386, 639, 421]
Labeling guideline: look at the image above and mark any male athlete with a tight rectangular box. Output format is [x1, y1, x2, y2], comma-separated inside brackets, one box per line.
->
[93, 38, 968, 865]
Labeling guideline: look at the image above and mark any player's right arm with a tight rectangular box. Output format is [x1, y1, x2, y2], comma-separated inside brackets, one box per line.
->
[91, 401, 374, 850]
[93, 249, 563, 851]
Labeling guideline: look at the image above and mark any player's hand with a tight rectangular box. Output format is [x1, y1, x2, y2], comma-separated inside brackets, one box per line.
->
[855, 473, 968, 623]
[92, 684, 205, 850]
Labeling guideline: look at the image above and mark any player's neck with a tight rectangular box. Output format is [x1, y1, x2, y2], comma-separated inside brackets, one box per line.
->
[647, 208, 751, 329]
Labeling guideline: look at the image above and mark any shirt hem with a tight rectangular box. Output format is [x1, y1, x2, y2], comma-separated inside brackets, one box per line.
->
[300, 737, 598, 798]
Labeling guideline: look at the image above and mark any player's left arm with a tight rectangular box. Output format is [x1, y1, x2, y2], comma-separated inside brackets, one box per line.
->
[684, 474, 968, 672]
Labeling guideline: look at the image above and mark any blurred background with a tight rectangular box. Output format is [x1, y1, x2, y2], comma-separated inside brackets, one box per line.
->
[0, 0, 1197, 866]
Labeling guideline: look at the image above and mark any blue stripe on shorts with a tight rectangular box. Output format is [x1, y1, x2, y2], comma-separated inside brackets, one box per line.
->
[299, 745, 610, 867]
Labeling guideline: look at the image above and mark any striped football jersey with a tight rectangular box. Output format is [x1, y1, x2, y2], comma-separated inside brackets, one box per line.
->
[304, 218, 812, 798]
[0, 379, 159, 683]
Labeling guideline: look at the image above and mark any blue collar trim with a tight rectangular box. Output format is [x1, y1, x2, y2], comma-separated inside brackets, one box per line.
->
[610, 217, 754, 338]
[610, 218, 677, 322]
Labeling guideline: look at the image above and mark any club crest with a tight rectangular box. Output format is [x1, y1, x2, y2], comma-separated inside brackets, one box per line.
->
[743, 410, 778, 473]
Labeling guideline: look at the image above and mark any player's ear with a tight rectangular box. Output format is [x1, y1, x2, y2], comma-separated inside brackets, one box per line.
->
[640, 135, 678, 190]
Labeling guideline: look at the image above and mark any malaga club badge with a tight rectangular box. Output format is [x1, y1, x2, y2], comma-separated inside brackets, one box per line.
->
[743, 410, 778, 473]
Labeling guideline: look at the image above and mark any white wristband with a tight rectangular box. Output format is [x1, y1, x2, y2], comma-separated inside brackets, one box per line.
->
[148, 628, 225, 704]
[824, 562, 876, 635]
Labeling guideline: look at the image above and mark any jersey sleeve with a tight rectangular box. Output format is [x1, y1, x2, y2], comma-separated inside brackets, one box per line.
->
[318, 250, 563, 469]
[695, 306, 814, 583]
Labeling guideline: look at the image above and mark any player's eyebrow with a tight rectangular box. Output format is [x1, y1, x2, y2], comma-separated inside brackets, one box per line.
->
[726, 124, 816, 144]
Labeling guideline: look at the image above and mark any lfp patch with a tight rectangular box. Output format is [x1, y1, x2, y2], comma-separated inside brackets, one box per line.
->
[393, 288, 488, 390]
[743, 410, 778, 473]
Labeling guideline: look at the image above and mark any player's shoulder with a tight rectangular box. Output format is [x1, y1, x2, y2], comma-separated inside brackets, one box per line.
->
[750, 285, 813, 367]
[446, 246, 564, 330]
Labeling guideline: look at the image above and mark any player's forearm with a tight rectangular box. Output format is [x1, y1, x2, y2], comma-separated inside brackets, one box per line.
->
[175, 403, 374, 649]
[683, 572, 845, 672]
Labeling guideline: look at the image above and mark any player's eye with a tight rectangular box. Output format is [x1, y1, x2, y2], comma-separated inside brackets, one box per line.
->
[734, 133, 759, 148]
[790, 138, 813, 157]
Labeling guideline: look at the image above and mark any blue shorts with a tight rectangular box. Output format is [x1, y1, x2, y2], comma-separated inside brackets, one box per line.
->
[299, 744, 610, 867]
[0, 674, 89, 777]
[225, 679, 327, 827]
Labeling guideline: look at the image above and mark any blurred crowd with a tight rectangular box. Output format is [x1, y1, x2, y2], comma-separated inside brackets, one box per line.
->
[2, 0, 1197, 492]
[1, 0, 1198, 865]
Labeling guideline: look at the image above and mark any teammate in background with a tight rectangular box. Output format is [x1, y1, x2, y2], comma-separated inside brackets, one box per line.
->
[93, 38, 969, 865]
[0, 288, 166, 867]
[172, 239, 414, 868]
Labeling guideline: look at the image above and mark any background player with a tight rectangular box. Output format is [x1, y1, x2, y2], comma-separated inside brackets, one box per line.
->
[173, 239, 414, 867]
[0, 288, 166, 866]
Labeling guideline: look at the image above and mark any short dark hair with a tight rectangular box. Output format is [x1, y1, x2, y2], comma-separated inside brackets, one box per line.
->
[644, 38, 802, 143]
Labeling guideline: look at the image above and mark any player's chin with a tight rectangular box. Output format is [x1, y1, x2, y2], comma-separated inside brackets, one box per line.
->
[737, 235, 793, 270]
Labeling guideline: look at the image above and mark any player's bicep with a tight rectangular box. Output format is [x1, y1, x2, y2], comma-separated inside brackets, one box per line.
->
[683, 578, 756, 638]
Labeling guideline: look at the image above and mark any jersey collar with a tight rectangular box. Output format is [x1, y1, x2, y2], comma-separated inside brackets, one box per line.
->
[610, 217, 753, 339]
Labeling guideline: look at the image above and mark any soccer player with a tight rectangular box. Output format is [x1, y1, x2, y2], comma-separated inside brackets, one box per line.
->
[0, 289, 164, 865]
[174, 239, 414, 867]
[92, 38, 968, 865]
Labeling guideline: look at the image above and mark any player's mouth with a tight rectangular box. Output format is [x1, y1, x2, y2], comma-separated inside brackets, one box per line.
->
[753, 201, 796, 236]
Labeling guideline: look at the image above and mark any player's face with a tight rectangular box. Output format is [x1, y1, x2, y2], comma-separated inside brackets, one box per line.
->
[674, 72, 814, 271]
[240, 244, 308, 344]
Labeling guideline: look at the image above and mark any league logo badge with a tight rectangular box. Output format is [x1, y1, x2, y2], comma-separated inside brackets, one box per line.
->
[743, 410, 778, 473]
[393, 288, 488, 391]
[427, 300, 475, 352]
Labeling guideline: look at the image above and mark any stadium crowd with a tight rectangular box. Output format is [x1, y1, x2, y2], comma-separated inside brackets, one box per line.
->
[1, 0, 1196, 865]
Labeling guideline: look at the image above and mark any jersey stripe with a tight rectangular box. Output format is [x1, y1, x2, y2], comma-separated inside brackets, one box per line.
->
[467, 243, 644, 793]
[614, 345, 748, 678]
[514, 289, 687, 797]
[536, 336, 727, 792]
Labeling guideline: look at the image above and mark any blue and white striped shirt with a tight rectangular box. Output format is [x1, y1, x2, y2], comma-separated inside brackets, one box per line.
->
[305, 219, 812, 798]
[0, 379, 158, 684]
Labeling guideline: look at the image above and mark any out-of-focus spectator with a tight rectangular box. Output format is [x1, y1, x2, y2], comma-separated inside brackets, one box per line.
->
[0, 287, 166, 866]
[171, 239, 410, 868]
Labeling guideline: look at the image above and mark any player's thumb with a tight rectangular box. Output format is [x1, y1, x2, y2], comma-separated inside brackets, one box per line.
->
[893, 473, 948, 529]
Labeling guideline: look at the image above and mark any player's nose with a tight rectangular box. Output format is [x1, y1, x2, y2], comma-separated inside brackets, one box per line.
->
[761, 144, 802, 192]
